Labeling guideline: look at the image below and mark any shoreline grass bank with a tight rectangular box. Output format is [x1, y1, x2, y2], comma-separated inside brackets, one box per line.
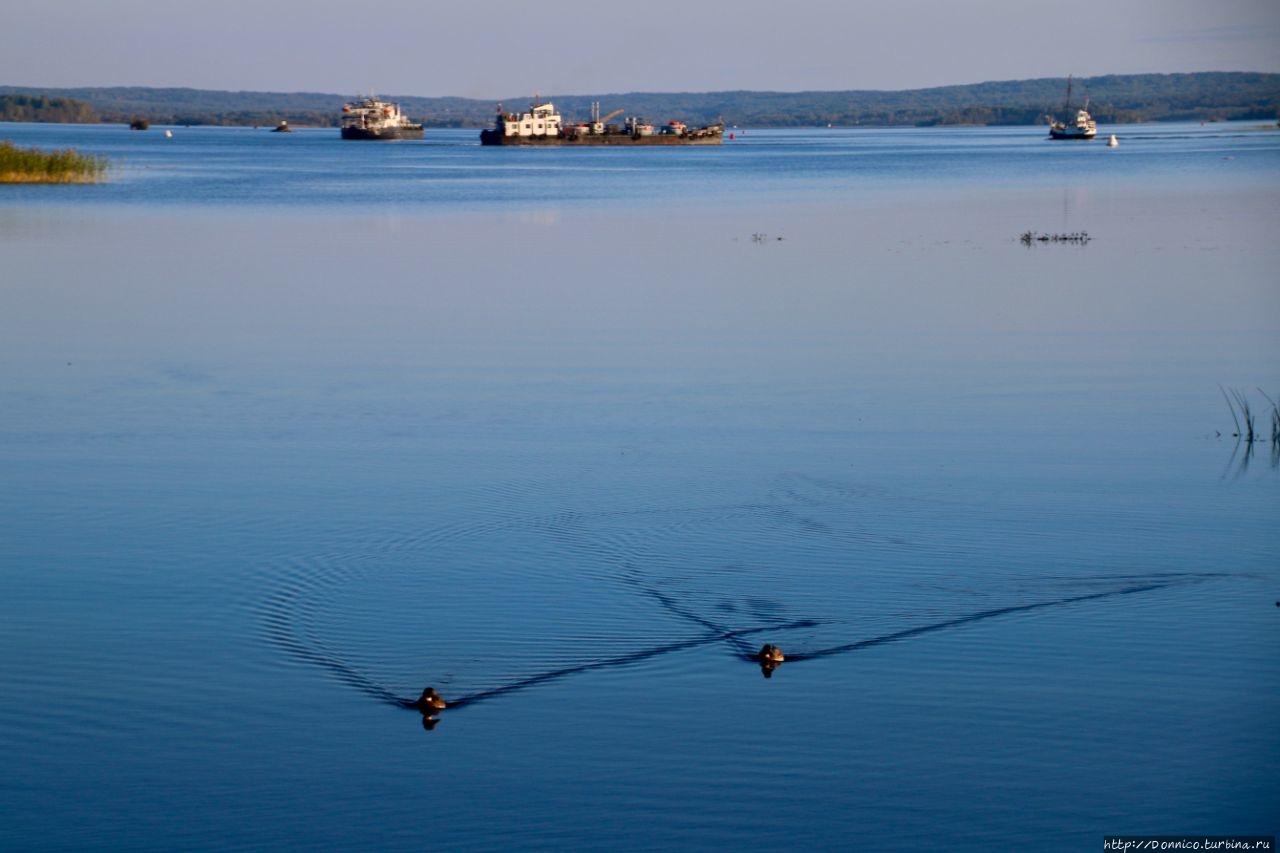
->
[0, 139, 108, 183]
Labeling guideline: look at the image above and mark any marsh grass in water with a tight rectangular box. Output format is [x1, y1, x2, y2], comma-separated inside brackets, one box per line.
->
[1220, 386, 1258, 443]
[0, 139, 108, 183]
[1216, 387, 1280, 476]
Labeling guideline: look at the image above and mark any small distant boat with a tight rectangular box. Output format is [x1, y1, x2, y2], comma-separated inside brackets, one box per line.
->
[1107, 133, 1118, 147]
[271, 120, 292, 133]
[1047, 76, 1097, 140]
[340, 96, 424, 140]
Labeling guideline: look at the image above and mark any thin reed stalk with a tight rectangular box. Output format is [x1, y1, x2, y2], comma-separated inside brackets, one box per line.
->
[1258, 388, 1280, 444]
[1220, 385, 1243, 438]
[1232, 388, 1256, 442]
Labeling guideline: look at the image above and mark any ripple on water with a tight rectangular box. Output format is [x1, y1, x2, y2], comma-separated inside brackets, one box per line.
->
[252, 472, 1231, 710]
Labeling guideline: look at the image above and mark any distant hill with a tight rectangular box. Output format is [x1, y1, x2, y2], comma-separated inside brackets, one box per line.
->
[3, 73, 1278, 129]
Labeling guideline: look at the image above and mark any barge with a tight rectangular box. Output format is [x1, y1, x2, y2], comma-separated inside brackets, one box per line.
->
[479, 99, 723, 146]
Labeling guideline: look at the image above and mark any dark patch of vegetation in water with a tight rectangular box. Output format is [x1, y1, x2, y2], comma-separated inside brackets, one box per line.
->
[0, 139, 108, 183]
[1020, 230, 1091, 245]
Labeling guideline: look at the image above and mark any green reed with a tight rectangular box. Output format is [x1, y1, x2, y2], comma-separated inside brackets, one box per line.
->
[0, 139, 108, 183]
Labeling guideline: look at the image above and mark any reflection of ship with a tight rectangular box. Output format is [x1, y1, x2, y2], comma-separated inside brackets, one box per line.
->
[340, 96, 424, 140]
[479, 99, 723, 146]
[1047, 76, 1097, 140]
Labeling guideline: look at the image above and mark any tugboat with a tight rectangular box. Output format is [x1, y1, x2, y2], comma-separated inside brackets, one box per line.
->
[340, 96, 425, 140]
[479, 98, 723, 146]
[1047, 76, 1097, 140]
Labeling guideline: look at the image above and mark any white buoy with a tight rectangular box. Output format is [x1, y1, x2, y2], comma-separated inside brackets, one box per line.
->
[1107, 133, 1118, 147]
[164, 130, 173, 138]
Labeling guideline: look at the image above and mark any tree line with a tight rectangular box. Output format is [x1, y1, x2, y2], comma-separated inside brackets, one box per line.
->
[3, 73, 1277, 129]
[0, 94, 98, 123]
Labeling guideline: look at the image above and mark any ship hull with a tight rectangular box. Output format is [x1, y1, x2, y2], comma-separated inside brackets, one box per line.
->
[341, 126, 424, 141]
[479, 128, 722, 146]
[1048, 127, 1096, 140]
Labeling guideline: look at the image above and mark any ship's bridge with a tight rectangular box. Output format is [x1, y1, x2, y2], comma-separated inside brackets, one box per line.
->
[504, 101, 563, 137]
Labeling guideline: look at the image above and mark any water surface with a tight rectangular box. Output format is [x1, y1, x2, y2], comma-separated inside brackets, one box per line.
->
[1, 121, 1277, 851]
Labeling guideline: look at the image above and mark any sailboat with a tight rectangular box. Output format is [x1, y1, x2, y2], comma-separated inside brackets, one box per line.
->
[1047, 76, 1097, 140]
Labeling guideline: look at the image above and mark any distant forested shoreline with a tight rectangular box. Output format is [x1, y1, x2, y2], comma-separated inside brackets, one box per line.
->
[0, 94, 98, 124]
[3, 73, 1278, 129]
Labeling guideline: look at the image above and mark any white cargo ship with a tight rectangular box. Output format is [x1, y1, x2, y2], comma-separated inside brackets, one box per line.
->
[340, 96, 425, 140]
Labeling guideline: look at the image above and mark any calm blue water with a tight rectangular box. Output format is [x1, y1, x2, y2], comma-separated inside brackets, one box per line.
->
[1, 120, 1278, 851]
[2, 121, 1275, 210]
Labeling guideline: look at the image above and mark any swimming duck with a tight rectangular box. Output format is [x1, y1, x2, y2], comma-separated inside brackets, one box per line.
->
[758, 644, 785, 663]
[416, 687, 447, 711]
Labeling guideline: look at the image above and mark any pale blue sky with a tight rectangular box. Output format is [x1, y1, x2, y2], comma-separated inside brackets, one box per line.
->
[3, 0, 1277, 96]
